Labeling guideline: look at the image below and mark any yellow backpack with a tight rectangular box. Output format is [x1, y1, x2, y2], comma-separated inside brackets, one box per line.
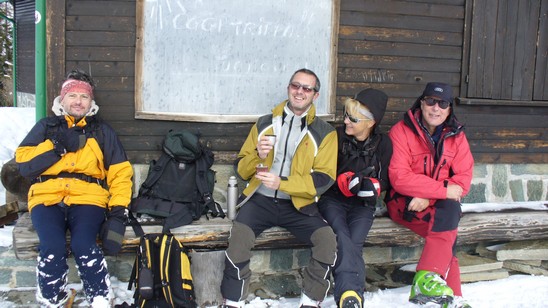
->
[128, 233, 197, 308]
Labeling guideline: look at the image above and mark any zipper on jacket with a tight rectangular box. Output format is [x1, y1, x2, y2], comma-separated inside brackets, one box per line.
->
[274, 115, 294, 200]
[423, 156, 427, 175]
[432, 130, 456, 179]
[435, 159, 447, 180]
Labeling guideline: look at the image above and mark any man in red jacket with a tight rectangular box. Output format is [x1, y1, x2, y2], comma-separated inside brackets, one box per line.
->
[387, 82, 473, 308]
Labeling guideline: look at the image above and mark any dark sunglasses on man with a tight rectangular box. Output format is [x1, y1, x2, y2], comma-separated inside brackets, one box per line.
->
[422, 97, 451, 109]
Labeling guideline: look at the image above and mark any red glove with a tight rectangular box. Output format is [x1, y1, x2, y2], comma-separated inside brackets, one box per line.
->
[337, 172, 381, 206]
[337, 171, 360, 197]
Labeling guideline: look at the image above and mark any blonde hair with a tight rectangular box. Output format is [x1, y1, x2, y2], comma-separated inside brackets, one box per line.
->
[344, 98, 375, 122]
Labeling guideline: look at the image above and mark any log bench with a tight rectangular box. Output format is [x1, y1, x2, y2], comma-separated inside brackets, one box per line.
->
[12, 204, 548, 261]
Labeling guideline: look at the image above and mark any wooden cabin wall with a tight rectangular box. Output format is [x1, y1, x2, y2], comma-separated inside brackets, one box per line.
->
[46, 0, 547, 165]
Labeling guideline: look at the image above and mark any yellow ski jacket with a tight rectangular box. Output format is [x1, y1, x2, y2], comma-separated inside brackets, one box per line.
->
[16, 114, 133, 212]
[235, 101, 337, 214]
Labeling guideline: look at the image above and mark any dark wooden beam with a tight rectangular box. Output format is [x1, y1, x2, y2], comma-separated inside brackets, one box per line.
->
[46, 0, 66, 114]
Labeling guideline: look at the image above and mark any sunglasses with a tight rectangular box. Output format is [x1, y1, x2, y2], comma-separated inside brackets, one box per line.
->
[423, 97, 451, 109]
[344, 111, 369, 123]
[288, 82, 316, 94]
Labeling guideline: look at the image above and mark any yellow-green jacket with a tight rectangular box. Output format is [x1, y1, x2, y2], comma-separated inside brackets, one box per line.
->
[15, 114, 133, 212]
[236, 101, 337, 214]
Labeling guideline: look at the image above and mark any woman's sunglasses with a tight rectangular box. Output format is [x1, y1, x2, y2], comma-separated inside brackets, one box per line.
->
[344, 111, 370, 123]
[423, 97, 451, 109]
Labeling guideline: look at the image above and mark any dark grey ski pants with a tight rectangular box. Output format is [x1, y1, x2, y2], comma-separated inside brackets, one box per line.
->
[221, 194, 337, 302]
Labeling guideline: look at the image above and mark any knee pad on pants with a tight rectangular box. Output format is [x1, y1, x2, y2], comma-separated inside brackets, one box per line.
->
[226, 221, 256, 263]
[310, 226, 337, 265]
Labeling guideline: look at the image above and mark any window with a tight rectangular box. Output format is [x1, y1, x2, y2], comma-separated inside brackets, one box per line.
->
[460, 0, 547, 105]
[135, 0, 339, 122]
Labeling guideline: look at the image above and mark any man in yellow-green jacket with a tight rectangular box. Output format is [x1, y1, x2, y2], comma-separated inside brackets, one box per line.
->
[221, 68, 338, 308]
[15, 69, 133, 307]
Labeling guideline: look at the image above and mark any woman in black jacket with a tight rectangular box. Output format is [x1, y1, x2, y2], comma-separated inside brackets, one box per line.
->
[318, 89, 392, 308]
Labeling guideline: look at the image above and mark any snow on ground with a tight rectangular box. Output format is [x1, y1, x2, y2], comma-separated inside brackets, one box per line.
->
[0, 107, 35, 205]
[1, 107, 547, 307]
[0, 249, 547, 308]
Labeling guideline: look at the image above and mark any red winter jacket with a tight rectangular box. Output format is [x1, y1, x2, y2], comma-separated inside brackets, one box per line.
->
[388, 105, 474, 205]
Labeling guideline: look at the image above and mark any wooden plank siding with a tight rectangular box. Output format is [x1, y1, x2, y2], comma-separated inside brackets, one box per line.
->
[534, 0, 548, 100]
[40, 0, 546, 165]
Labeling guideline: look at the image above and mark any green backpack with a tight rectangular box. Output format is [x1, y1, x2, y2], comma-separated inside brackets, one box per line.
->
[131, 129, 224, 232]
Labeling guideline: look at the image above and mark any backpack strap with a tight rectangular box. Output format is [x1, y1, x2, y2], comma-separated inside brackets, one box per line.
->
[194, 154, 213, 212]
[45, 116, 62, 140]
[85, 116, 104, 152]
[160, 234, 175, 307]
[126, 212, 145, 293]
[338, 133, 382, 178]
[128, 234, 148, 292]
[128, 258, 137, 291]
[46, 116, 106, 153]
[32, 172, 105, 186]
[128, 211, 144, 237]
[138, 154, 172, 197]
[194, 148, 225, 219]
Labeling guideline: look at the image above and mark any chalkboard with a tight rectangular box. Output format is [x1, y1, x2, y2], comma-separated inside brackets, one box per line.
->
[135, 0, 339, 122]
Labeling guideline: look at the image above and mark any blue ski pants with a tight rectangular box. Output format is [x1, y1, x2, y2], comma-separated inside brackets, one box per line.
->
[31, 203, 110, 304]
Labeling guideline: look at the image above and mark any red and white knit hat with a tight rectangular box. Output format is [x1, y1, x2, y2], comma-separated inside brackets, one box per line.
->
[60, 79, 94, 101]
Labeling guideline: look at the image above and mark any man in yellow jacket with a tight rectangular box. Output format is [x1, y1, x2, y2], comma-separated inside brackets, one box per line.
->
[221, 68, 338, 308]
[16, 69, 133, 307]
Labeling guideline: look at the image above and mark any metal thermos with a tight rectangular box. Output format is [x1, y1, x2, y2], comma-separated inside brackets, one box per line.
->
[227, 176, 238, 219]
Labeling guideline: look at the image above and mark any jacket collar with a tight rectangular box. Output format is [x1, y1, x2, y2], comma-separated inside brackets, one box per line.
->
[272, 100, 316, 126]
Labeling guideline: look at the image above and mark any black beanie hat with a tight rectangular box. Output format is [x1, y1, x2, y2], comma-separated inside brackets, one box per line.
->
[355, 88, 389, 123]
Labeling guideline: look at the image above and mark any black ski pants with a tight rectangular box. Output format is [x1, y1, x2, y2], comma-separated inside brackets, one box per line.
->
[318, 196, 375, 305]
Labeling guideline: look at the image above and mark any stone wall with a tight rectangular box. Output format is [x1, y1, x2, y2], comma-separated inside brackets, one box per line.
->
[206, 163, 548, 206]
[464, 164, 548, 203]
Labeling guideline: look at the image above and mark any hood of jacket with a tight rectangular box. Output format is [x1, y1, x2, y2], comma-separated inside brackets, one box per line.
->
[52, 96, 99, 117]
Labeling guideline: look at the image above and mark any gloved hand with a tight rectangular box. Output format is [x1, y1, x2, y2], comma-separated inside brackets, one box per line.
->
[353, 177, 381, 206]
[51, 127, 84, 155]
[108, 205, 128, 222]
[337, 171, 381, 206]
[337, 171, 359, 197]
[100, 206, 128, 256]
